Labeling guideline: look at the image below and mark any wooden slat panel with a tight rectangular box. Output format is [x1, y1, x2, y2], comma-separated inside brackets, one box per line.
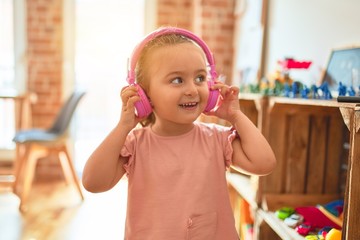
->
[306, 115, 327, 194]
[270, 102, 340, 116]
[239, 99, 258, 125]
[324, 113, 345, 194]
[285, 115, 309, 193]
[263, 113, 287, 193]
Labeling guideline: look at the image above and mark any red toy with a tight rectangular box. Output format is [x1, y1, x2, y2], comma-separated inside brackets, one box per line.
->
[277, 58, 312, 70]
[295, 206, 341, 229]
[295, 222, 313, 236]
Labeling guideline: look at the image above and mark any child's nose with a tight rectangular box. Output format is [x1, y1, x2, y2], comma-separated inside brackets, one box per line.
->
[184, 81, 198, 96]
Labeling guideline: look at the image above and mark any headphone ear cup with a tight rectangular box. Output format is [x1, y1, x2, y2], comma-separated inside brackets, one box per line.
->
[133, 84, 153, 118]
[204, 81, 220, 112]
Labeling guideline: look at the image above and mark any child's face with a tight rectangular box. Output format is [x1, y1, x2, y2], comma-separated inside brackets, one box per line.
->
[146, 42, 210, 125]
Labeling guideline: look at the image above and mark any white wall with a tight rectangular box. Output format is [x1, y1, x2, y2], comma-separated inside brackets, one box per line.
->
[265, 0, 360, 85]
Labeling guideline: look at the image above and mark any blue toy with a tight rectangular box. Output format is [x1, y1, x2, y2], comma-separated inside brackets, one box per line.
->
[319, 82, 332, 99]
[301, 85, 310, 99]
[283, 83, 291, 97]
[311, 84, 319, 99]
[338, 82, 347, 96]
[291, 82, 299, 98]
[348, 86, 356, 96]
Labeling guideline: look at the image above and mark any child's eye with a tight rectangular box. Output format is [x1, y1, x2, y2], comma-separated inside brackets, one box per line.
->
[171, 77, 183, 84]
[195, 75, 206, 83]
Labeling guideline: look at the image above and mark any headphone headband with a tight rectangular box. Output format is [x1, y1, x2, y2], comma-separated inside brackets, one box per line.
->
[126, 27, 217, 84]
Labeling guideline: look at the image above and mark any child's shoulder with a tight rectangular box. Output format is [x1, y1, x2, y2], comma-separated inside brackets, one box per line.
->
[195, 121, 231, 134]
[128, 125, 151, 137]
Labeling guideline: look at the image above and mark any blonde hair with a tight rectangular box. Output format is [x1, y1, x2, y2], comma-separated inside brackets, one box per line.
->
[136, 33, 196, 127]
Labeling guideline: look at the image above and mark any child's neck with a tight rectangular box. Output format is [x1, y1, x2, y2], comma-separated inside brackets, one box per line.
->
[150, 122, 195, 136]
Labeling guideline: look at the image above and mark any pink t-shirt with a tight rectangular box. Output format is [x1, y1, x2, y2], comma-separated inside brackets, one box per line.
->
[121, 122, 239, 240]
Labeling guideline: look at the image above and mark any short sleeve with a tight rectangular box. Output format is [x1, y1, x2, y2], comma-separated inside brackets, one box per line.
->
[224, 127, 238, 168]
[120, 131, 136, 176]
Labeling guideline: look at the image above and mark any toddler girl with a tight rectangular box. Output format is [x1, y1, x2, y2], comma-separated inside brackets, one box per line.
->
[82, 27, 276, 240]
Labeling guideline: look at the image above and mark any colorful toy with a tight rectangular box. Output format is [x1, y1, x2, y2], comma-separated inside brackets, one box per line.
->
[338, 82, 347, 96]
[320, 199, 344, 217]
[319, 82, 332, 99]
[295, 222, 313, 236]
[305, 234, 324, 240]
[311, 84, 320, 99]
[284, 213, 304, 228]
[301, 85, 310, 99]
[291, 82, 301, 98]
[317, 200, 343, 227]
[295, 206, 341, 229]
[267, 58, 312, 87]
[318, 226, 333, 238]
[325, 228, 341, 240]
[348, 86, 356, 96]
[283, 83, 291, 97]
[278, 58, 312, 70]
[275, 207, 295, 220]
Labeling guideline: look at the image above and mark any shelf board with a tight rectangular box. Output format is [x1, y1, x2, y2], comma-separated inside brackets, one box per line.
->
[226, 172, 257, 209]
[257, 209, 304, 240]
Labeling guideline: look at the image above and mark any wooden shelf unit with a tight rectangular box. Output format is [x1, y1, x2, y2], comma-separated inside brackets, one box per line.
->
[227, 94, 360, 239]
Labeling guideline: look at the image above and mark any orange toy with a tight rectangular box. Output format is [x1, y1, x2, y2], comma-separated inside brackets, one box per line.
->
[325, 228, 342, 240]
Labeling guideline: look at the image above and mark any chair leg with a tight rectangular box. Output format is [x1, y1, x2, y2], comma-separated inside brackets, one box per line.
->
[58, 145, 84, 201]
[18, 144, 41, 212]
[13, 144, 29, 197]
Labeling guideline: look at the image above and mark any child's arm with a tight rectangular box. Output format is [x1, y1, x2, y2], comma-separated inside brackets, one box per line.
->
[229, 111, 276, 175]
[207, 83, 276, 175]
[82, 85, 142, 192]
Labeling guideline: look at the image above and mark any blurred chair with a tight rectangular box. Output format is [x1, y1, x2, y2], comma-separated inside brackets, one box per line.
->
[12, 90, 86, 211]
[0, 92, 37, 191]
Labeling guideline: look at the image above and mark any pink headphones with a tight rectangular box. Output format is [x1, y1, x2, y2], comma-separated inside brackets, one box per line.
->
[126, 27, 220, 118]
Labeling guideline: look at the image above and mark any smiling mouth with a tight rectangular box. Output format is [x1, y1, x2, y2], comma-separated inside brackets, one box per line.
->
[179, 102, 198, 108]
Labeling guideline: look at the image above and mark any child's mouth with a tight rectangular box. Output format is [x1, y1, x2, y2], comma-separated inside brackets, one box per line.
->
[179, 102, 198, 108]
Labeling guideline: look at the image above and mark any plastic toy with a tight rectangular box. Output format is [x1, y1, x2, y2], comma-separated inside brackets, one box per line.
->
[338, 82, 347, 96]
[275, 207, 295, 220]
[291, 82, 300, 98]
[295, 222, 313, 236]
[348, 86, 356, 96]
[319, 82, 332, 99]
[283, 83, 291, 97]
[311, 84, 320, 99]
[278, 58, 312, 69]
[295, 206, 341, 229]
[301, 85, 310, 99]
[318, 226, 333, 238]
[284, 213, 304, 228]
[305, 234, 324, 240]
[267, 58, 312, 87]
[320, 200, 343, 217]
[317, 200, 343, 227]
[325, 228, 341, 240]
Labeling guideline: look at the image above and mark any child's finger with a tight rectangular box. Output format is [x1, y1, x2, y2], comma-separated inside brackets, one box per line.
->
[228, 86, 240, 96]
[127, 95, 141, 108]
[121, 86, 139, 103]
[121, 95, 141, 120]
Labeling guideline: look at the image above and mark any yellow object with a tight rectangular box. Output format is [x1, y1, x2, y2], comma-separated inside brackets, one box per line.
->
[325, 229, 342, 240]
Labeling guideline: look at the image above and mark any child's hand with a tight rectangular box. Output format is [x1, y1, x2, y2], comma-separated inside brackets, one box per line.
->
[119, 85, 144, 129]
[205, 82, 241, 123]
